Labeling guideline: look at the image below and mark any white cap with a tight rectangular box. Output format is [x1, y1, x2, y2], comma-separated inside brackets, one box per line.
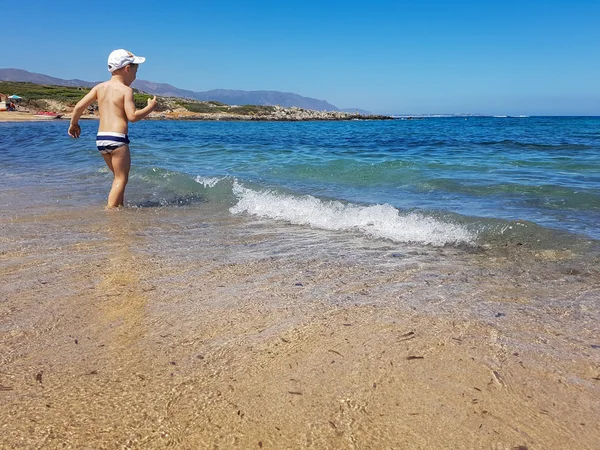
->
[107, 49, 146, 73]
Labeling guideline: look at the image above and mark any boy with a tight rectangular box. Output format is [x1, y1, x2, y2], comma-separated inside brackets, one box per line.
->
[68, 49, 157, 208]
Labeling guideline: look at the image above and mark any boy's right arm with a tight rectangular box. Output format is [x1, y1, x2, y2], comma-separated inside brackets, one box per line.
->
[124, 89, 157, 123]
[68, 87, 98, 138]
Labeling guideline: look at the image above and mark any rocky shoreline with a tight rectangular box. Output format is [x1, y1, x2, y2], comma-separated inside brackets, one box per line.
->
[2, 106, 394, 123]
[149, 105, 393, 121]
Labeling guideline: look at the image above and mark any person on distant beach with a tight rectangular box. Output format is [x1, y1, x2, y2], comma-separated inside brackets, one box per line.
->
[68, 49, 157, 208]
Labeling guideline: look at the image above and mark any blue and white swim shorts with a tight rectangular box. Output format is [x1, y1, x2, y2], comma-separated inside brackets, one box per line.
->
[96, 132, 130, 154]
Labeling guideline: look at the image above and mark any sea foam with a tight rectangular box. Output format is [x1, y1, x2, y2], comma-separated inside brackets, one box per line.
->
[230, 182, 476, 246]
[194, 175, 223, 188]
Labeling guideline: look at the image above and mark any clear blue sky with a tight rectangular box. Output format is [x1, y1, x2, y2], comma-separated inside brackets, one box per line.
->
[2, 0, 599, 115]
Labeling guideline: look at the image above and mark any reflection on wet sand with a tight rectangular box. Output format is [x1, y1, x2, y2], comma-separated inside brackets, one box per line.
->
[95, 211, 148, 352]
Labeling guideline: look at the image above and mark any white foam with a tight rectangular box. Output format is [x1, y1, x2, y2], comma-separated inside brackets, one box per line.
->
[230, 182, 476, 246]
[194, 176, 223, 188]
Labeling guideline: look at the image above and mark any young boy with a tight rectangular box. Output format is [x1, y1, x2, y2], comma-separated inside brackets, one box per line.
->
[68, 49, 157, 208]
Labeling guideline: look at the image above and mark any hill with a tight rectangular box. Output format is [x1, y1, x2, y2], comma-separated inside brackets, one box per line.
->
[1, 69, 340, 111]
[0, 68, 96, 88]
[183, 89, 337, 111]
[0, 81, 392, 122]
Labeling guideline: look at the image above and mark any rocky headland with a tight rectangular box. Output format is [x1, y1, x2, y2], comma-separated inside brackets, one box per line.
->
[1, 79, 393, 122]
[150, 102, 393, 121]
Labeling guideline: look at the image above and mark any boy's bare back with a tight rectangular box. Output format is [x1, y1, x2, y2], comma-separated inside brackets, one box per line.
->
[95, 80, 135, 134]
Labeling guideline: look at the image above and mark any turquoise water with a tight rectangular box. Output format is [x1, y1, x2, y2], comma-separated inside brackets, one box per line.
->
[1, 117, 599, 246]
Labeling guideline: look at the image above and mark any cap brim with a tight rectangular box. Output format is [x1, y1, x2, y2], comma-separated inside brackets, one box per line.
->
[132, 56, 146, 64]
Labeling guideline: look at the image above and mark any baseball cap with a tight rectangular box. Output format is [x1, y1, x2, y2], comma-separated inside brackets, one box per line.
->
[107, 49, 146, 73]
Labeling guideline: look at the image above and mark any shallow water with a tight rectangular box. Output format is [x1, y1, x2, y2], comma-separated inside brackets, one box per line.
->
[1, 117, 599, 246]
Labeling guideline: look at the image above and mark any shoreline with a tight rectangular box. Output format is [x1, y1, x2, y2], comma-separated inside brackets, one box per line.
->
[0, 111, 68, 122]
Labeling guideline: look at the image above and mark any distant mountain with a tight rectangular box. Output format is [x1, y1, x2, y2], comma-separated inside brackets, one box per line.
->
[186, 89, 338, 111]
[131, 80, 339, 110]
[0, 68, 96, 88]
[0, 68, 340, 111]
[130, 80, 199, 99]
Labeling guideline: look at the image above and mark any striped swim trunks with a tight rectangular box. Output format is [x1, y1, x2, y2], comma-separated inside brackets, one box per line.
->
[96, 132, 130, 154]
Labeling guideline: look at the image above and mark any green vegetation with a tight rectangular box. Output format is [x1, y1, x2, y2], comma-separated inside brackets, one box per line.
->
[0, 81, 89, 106]
[175, 101, 278, 116]
[172, 99, 277, 116]
[230, 105, 276, 115]
[0, 81, 168, 111]
[175, 100, 229, 114]
[0, 81, 275, 116]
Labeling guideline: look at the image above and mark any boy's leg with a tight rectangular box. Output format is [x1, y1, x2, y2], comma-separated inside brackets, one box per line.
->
[102, 152, 115, 175]
[105, 145, 131, 208]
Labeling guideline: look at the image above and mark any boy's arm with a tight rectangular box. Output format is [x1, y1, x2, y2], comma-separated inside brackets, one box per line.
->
[124, 89, 157, 123]
[68, 87, 98, 138]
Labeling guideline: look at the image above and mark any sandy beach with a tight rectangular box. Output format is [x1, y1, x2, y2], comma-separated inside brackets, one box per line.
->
[0, 111, 60, 122]
[0, 111, 100, 122]
[2, 198, 599, 450]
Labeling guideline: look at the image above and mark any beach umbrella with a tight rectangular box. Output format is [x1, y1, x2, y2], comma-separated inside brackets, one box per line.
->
[8, 95, 22, 100]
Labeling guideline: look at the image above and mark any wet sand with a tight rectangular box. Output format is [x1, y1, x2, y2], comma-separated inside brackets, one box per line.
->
[1, 203, 599, 449]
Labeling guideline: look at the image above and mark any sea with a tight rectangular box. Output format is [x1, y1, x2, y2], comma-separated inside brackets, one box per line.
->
[2, 116, 599, 244]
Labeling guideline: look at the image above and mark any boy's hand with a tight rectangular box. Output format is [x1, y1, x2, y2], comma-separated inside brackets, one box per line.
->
[148, 96, 157, 111]
[68, 123, 81, 138]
